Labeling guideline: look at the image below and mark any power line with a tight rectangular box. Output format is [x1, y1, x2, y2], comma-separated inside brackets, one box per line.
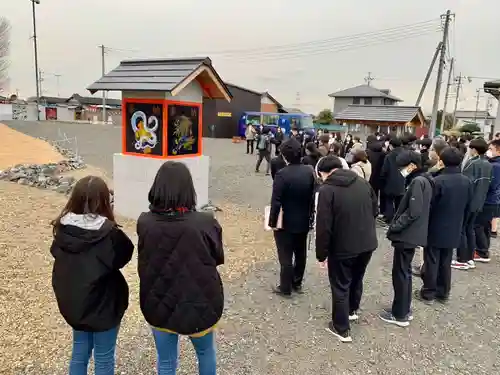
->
[104, 19, 440, 63]
[208, 19, 439, 57]
[216, 27, 440, 63]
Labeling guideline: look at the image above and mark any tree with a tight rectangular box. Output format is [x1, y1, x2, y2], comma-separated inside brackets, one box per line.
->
[316, 109, 333, 124]
[0, 18, 10, 93]
[460, 122, 481, 134]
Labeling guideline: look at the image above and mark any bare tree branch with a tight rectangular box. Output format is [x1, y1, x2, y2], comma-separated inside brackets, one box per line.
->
[0, 17, 11, 93]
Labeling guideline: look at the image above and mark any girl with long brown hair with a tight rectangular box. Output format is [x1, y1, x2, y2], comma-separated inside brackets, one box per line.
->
[50, 176, 134, 375]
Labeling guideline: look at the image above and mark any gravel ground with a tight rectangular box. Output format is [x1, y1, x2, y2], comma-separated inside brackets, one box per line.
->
[3, 120, 272, 209]
[1, 121, 500, 374]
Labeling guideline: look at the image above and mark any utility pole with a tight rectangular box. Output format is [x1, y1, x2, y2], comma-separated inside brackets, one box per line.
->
[294, 91, 301, 109]
[415, 42, 442, 106]
[365, 72, 374, 86]
[100, 45, 107, 124]
[31, 0, 41, 120]
[474, 89, 481, 121]
[440, 57, 454, 133]
[451, 73, 465, 127]
[485, 97, 493, 139]
[54, 74, 61, 96]
[430, 10, 453, 137]
[38, 68, 44, 96]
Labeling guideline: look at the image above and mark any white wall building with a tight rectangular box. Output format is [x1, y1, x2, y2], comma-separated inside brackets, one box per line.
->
[454, 110, 496, 139]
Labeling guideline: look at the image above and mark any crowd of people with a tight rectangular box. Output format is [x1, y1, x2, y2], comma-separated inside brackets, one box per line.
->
[267, 128, 500, 343]
[48, 126, 500, 374]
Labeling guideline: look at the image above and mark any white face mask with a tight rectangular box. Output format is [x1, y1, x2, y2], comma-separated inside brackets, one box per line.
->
[400, 168, 410, 177]
[486, 150, 493, 158]
[385, 141, 390, 148]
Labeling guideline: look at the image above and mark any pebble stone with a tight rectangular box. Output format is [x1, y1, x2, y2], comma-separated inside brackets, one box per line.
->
[0, 141, 86, 194]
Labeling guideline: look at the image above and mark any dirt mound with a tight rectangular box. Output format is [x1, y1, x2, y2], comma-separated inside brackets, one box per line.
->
[0, 123, 62, 170]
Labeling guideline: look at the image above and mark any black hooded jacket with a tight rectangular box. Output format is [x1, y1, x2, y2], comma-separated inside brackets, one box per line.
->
[380, 146, 406, 196]
[137, 210, 224, 335]
[51, 216, 134, 332]
[316, 169, 378, 261]
[366, 141, 386, 191]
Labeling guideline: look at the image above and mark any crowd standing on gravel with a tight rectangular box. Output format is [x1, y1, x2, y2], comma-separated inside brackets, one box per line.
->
[266, 127, 500, 343]
[46, 125, 500, 374]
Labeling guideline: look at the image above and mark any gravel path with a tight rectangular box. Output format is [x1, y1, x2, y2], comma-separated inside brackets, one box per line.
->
[3, 120, 272, 209]
[2, 121, 500, 374]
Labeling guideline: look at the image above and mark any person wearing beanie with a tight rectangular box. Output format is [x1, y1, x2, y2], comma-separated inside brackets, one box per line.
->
[315, 155, 378, 343]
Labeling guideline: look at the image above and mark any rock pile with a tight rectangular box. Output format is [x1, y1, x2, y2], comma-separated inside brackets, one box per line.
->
[0, 142, 86, 194]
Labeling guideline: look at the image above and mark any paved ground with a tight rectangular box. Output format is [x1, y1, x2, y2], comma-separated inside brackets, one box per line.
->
[4, 121, 500, 374]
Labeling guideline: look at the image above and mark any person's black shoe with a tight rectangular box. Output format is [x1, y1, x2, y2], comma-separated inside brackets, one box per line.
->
[272, 285, 292, 298]
[379, 310, 410, 327]
[325, 321, 352, 343]
[436, 296, 449, 304]
[413, 290, 434, 305]
[292, 285, 304, 294]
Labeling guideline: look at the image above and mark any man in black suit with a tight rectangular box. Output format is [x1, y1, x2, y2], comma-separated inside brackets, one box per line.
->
[268, 138, 316, 297]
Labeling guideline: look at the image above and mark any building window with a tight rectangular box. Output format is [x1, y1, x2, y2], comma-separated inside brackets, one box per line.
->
[384, 98, 393, 105]
[353, 97, 360, 105]
[364, 97, 372, 105]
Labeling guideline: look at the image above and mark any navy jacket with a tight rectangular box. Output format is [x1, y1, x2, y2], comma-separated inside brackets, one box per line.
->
[485, 156, 500, 205]
[427, 167, 473, 249]
[462, 155, 492, 212]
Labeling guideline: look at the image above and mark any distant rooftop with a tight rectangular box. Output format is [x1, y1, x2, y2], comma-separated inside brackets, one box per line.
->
[87, 57, 231, 102]
[335, 105, 423, 124]
[484, 79, 500, 98]
[329, 84, 402, 101]
[454, 110, 495, 120]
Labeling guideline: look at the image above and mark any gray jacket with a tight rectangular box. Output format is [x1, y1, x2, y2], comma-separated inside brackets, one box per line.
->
[387, 174, 433, 248]
[462, 155, 492, 212]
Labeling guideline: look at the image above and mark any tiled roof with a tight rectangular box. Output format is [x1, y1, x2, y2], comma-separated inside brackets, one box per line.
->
[335, 105, 422, 123]
[69, 94, 121, 106]
[454, 110, 495, 120]
[329, 84, 402, 101]
[87, 57, 231, 101]
[484, 80, 500, 98]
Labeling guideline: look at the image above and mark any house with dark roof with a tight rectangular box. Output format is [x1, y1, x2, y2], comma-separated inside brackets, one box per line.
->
[67, 93, 121, 107]
[334, 104, 425, 136]
[329, 84, 402, 116]
[202, 82, 285, 138]
[27, 95, 68, 105]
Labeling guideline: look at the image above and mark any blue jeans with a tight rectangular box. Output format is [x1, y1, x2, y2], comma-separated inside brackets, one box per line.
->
[69, 326, 119, 375]
[152, 328, 217, 375]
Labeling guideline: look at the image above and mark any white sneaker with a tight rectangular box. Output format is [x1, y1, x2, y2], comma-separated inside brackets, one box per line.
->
[451, 260, 470, 270]
[349, 312, 359, 321]
[467, 260, 476, 269]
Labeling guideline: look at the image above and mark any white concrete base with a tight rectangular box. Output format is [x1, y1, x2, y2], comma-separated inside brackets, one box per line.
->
[113, 153, 210, 220]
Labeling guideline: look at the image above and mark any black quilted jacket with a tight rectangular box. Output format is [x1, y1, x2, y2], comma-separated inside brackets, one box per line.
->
[137, 210, 224, 335]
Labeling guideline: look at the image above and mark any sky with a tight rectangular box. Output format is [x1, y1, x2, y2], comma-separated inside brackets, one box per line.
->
[1, 0, 499, 115]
